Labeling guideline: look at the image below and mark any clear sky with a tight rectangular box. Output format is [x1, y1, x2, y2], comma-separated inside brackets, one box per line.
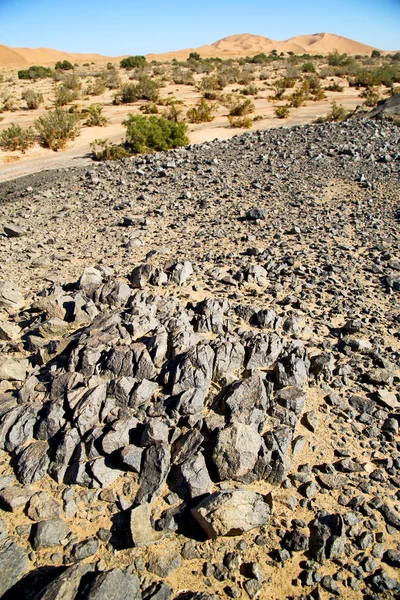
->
[0, 0, 399, 55]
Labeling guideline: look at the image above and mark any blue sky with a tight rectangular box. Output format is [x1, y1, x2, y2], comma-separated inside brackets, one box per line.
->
[0, 0, 399, 55]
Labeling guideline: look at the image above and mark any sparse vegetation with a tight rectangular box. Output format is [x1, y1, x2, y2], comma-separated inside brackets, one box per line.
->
[228, 115, 252, 128]
[90, 138, 130, 161]
[120, 56, 147, 69]
[55, 60, 74, 71]
[83, 104, 109, 127]
[317, 101, 348, 122]
[124, 114, 189, 153]
[55, 85, 79, 106]
[187, 99, 216, 123]
[18, 65, 52, 80]
[228, 98, 255, 117]
[275, 105, 291, 119]
[22, 89, 44, 109]
[0, 123, 36, 152]
[360, 86, 380, 107]
[302, 62, 316, 73]
[325, 82, 344, 92]
[35, 108, 81, 150]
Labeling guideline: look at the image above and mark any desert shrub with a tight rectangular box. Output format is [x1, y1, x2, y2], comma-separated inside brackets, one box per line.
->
[172, 68, 195, 85]
[90, 139, 130, 161]
[22, 89, 44, 109]
[86, 78, 107, 96]
[2, 96, 19, 112]
[392, 52, 400, 62]
[228, 115, 252, 128]
[199, 75, 222, 91]
[371, 50, 381, 58]
[35, 108, 81, 150]
[60, 73, 81, 90]
[123, 114, 189, 153]
[186, 98, 215, 123]
[120, 56, 147, 69]
[83, 104, 109, 126]
[248, 53, 269, 64]
[302, 61, 316, 73]
[134, 76, 160, 101]
[0, 123, 35, 152]
[275, 105, 290, 119]
[55, 60, 74, 71]
[237, 68, 255, 85]
[328, 51, 352, 67]
[18, 66, 52, 80]
[240, 84, 258, 96]
[189, 52, 201, 61]
[351, 66, 400, 88]
[360, 87, 380, 107]
[325, 81, 344, 92]
[319, 101, 347, 122]
[114, 83, 137, 104]
[203, 91, 219, 100]
[319, 66, 336, 79]
[140, 102, 159, 114]
[55, 85, 79, 106]
[163, 103, 183, 122]
[228, 98, 255, 116]
[98, 68, 121, 90]
[288, 89, 306, 107]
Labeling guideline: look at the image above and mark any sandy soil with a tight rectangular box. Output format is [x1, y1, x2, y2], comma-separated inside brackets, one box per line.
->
[0, 57, 374, 183]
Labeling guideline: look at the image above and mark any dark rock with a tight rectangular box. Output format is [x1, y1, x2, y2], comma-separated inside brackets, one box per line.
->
[0, 538, 29, 596]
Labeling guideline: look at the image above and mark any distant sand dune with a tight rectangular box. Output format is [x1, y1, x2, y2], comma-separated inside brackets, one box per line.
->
[0, 32, 392, 68]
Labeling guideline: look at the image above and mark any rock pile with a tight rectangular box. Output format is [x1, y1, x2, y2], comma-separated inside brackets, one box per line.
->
[0, 118, 399, 598]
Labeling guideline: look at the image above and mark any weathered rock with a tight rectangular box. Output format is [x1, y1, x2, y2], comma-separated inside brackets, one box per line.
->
[27, 492, 62, 521]
[135, 443, 170, 505]
[81, 568, 142, 600]
[130, 503, 164, 548]
[0, 538, 29, 596]
[147, 548, 181, 577]
[169, 452, 213, 500]
[0, 357, 29, 382]
[31, 518, 71, 550]
[0, 281, 25, 310]
[191, 489, 272, 538]
[34, 563, 95, 600]
[309, 512, 345, 563]
[212, 423, 262, 481]
[15, 441, 50, 484]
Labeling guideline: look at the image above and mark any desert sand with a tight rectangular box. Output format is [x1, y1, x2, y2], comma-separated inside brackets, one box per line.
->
[0, 32, 388, 68]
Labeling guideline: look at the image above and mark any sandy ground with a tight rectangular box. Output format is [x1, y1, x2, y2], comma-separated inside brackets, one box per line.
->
[0, 65, 369, 183]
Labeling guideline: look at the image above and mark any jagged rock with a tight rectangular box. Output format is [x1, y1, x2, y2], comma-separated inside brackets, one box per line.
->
[245, 333, 282, 370]
[3, 223, 26, 237]
[27, 492, 62, 521]
[120, 445, 143, 473]
[130, 503, 164, 548]
[0, 321, 21, 341]
[142, 582, 172, 600]
[0, 357, 29, 382]
[191, 489, 272, 538]
[31, 518, 71, 550]
[135, 443, 170, 505]
[34, 563, 95, 600]
[223, 372, 268, 429]
[0, 485, 32, 511]
[212, 423, 262, 481]
[0, 538, 29, 596]
[171, 429, 204, 465]
[195, 298, 229, 334]
[147, 548, 181, 577]
[169, 260, 193, 286]
[169, 452, 213, 500]
[15, 441, 50, 484]
[81, 568, 141, 599]
[78, 267, 103, 297]
[274, 342, 309, 389]
[309, 512, 345, 563]
[0, 281, 25, 310]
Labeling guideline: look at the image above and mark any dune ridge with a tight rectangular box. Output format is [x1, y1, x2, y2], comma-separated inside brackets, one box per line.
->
[0, 32, 390, 68]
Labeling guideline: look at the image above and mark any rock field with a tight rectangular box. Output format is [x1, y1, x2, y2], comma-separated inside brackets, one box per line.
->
[0, 117, 399, 599]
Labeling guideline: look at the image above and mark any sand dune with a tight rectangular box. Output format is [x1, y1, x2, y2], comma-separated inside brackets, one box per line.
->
[0, 45, 114, 68]
[0, 32, 388, 68]
[147, 32, 385, 61]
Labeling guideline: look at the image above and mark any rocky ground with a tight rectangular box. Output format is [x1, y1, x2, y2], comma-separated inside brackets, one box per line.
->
[0, 117, 399, 599]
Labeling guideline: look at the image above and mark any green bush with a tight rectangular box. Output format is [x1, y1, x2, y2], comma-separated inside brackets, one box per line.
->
[360, 87, 380, 107]
[115, 76, 159, 104]
[18, 65, 52, 80]
[162, 104, 183, 123]
[0, 123, 36, 152]
[186, 99, 215, 123]
[140, 102, 159, 114]
[123, 114, 189, 153]
[60, 73, 81, 90]
[35, 108, 81, 150]
[371, 50, 381, 58]
[87, 78, 107, 96]
[120, 56, 147, 69]
[55, 60, 74, 71]
[97, 67, 121, 90]
[350, 66, 400, 88]
[323, 101, 347, 122]
[240, 84, 258, 96]
[172, 68, 195, 85]
[228, 98, 255, 116]
[275, 105, 290, 119]
[328, 51, 352, 67]
[55, 85, 79, 106]
[288, 89, 306, 107]
[325, 82, 344, 92]
[83, 104, 109, 126]
[302, 61, 316, 73]
[90, 138, 130, 161]
[188, 52, 201, 61]
[22, 89, 44, 109]
[227, 115, 252, 128]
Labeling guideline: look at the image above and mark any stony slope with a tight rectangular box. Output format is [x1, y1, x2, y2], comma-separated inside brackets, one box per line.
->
[0, 119, 399, 599]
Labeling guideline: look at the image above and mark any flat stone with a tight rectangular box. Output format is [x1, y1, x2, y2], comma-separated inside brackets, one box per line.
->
[130, 503, 164, 548]
[0, 539, 29, 596]
[0, 357, 28, 382]
[31, 518, 71, 550]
